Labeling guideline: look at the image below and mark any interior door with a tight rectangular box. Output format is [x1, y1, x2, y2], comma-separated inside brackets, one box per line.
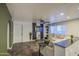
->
[23, 22, 32, 42]
[13, 22, 22, 43]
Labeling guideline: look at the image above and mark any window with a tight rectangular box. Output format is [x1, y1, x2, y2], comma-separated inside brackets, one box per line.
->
[49, 25, 66, 34]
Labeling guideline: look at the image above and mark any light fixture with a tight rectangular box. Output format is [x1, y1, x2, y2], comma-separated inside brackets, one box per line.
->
[60, 13, 64, 16]
[77, 7, 79, 10]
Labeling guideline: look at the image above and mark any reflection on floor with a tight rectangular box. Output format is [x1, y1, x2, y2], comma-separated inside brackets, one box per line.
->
[8, 41, 43, 56]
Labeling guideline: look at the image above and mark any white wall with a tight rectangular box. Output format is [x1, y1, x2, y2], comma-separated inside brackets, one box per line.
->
[54, 19, 79, 37]
[66, 20, 79, 37]
[13, 20, 32, 43]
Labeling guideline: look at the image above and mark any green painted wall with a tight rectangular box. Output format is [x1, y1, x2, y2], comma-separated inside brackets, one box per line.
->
[0, 3, 12, 54]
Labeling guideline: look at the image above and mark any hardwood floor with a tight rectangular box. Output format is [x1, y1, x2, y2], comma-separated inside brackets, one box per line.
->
[8, 41, 40, 56]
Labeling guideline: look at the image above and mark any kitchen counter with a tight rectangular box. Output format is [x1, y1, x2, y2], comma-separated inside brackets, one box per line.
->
[55, 40, 71, 48]
[54, 38, 79, 56]
[55, 38, 78, 48]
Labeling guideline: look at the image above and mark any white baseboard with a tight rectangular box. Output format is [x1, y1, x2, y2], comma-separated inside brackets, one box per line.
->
[0, 53, 10, 56]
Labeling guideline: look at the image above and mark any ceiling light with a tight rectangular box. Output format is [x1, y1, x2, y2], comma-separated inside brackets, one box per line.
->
[77, 7, 79, 10]
[60, 13, 64, 16]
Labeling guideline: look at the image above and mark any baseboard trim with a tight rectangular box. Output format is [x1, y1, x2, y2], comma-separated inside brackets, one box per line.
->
[0, 53, 10, 56]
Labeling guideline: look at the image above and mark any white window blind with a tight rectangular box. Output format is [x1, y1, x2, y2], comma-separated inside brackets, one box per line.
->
[50, 25, 66, 34]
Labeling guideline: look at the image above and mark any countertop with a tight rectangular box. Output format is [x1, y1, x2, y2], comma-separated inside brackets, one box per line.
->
[55, 38, 79, 48]
[55, 40, 72, 48]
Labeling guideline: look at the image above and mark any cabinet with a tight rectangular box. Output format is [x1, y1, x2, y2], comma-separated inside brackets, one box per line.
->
[65, 40, 79, 56]
[54, 39, 79, 56]
[13, 21, 32, 44]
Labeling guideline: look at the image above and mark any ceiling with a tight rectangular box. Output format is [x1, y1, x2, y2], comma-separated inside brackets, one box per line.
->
[6, 3, 79, 23]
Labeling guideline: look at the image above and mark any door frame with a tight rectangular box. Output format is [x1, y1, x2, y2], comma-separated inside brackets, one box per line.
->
[7, 21, 13, 49]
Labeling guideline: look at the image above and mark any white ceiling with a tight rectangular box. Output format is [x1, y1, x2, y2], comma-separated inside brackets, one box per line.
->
[6, 3, 79, 23]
